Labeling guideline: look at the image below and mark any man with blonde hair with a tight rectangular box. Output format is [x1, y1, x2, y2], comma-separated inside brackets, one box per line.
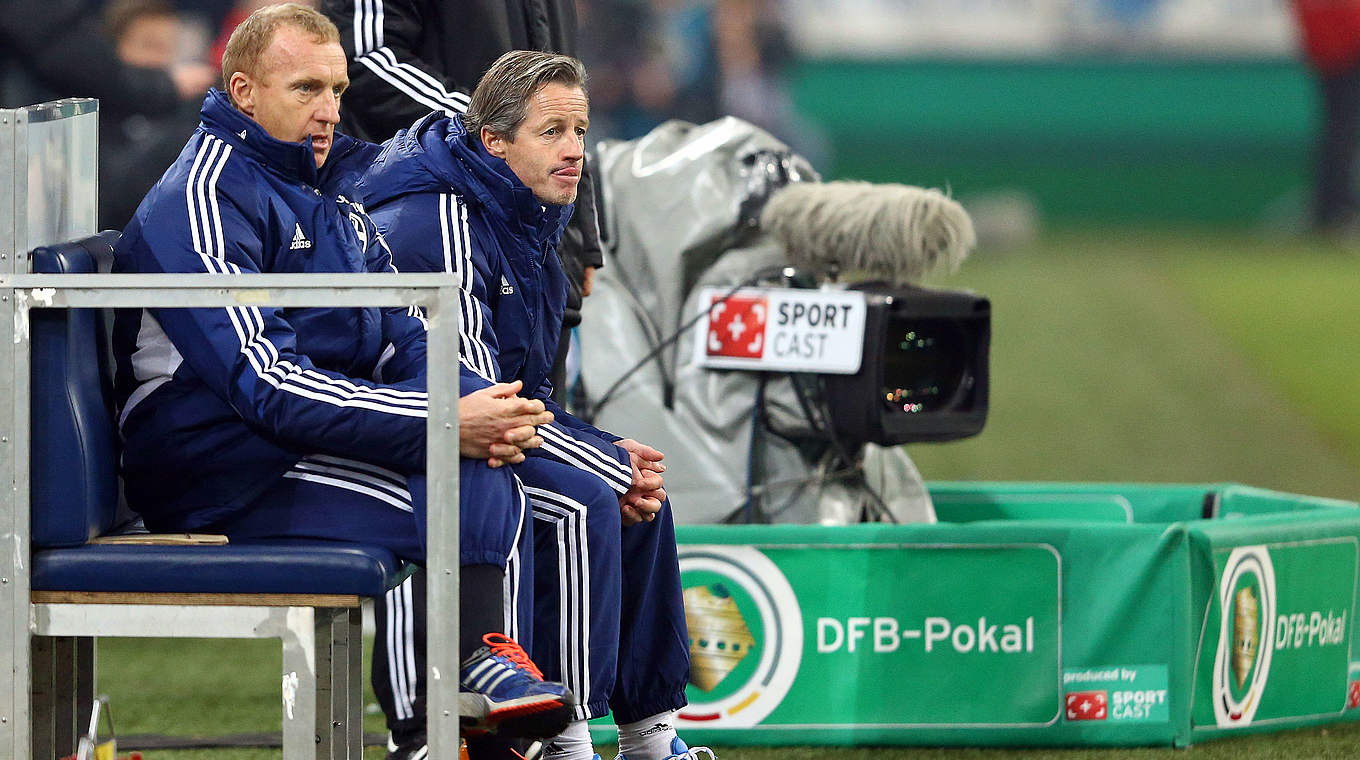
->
[111, 2, 572, 741]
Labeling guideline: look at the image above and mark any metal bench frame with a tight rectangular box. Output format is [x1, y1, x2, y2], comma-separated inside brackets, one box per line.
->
[1, 100, 466, 760]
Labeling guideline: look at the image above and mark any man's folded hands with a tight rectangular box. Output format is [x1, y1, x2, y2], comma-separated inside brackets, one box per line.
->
[460, 380, 554, 467]
[616, 438, 666, 525]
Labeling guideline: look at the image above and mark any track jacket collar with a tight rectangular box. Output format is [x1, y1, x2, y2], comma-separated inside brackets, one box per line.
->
[360, 112, 573, 247]
[199, 88, 366, 190]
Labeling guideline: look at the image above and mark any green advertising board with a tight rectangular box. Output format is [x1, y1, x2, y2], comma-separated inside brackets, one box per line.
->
[678, 544, 1060, 728]
[1191, 538, 1358, 737]
[588, 483, 1360, 747]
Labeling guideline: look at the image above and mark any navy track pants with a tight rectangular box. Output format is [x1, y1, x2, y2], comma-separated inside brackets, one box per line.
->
[374, 455, 690, 734]
[213, 453, 529, 569]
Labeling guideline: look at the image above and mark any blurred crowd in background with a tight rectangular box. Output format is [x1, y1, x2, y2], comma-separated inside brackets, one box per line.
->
[573, 0, 826, 163]
[0, 0, 816, 230]
[0, 0, 1354, 233]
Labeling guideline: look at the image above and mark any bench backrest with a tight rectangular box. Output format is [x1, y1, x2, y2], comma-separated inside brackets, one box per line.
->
[29, 231, 122, 548]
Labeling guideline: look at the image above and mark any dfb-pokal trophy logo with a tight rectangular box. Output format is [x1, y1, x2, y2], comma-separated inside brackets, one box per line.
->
[678, 546, 803, 727]
[1212, 545, 1277, 728]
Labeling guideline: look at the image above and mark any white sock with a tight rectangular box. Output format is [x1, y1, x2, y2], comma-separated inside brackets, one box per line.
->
[543, 719, 594, 760]
[616, 709, 679, 759]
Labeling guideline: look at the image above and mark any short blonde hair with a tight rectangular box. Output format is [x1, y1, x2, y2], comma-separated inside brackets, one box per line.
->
[220, 2, 340, 103]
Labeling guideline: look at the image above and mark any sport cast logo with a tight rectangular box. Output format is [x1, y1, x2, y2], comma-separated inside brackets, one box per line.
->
[1212, 545, 1277, 727]
[677, 546, 802, 727]
[706, 294, 767, 359]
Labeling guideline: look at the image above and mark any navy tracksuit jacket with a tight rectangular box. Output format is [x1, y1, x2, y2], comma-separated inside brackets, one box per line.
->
[111, 90, 521, 566]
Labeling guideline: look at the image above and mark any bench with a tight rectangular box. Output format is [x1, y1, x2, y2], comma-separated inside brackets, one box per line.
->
[22, 232, 404, 759]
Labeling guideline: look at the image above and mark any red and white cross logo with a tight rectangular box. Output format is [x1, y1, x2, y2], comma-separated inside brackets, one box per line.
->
[706, 294, 768, 359]
[1065, 690, 1108, 721]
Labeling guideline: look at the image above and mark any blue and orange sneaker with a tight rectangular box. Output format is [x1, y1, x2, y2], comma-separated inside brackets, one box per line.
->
[616, 738, 716, 760]
[461, 633, 574, 740]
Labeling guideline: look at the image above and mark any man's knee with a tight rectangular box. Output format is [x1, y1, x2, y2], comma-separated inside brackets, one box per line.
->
[528, 471, 621, 536]
[457, 459, 528, 566]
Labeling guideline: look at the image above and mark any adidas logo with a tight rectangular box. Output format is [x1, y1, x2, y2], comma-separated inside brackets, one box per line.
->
[638, 722, 672, 737]
[289, 222, 312, 250]
[500, 275, 514, 295]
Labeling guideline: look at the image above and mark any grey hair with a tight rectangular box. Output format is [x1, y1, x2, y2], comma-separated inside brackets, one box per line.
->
[760, 181, 976, 285]
[464, 50, 587, 140]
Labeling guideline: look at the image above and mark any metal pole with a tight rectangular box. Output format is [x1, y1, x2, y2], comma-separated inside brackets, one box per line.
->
[425, 285, 462, 757]
[0, 274, 34, 758]
[0, 103, 20, 760]
[0, 107, 20, 275]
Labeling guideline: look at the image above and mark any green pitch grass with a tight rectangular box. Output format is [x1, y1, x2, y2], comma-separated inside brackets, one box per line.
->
[909, 227, 1360, 502]
[90, 228, 1360, 758]
[94, 637, 1360, 759]
[91, 726, 1360, 760]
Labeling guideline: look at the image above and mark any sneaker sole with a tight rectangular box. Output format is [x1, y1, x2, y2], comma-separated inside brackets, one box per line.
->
[461, 693, 574, 740]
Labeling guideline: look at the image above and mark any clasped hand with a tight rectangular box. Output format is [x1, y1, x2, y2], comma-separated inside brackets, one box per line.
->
[459, 387, 666, 524]
[459, 380, 554, 467]
[616, 438, 666, 526]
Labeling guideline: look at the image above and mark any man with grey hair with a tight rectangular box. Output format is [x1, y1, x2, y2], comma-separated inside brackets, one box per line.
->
[109, 3, 575, 744]
[361, 51, 710, 760]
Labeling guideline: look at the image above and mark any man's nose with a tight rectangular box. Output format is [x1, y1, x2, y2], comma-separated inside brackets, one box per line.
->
[562, 134, 584, 160]
[317, 91, 341, 125]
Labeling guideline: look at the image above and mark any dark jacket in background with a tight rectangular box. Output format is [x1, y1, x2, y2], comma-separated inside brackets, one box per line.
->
[322, 0, 604, 328]
[99, 100, 203, 230]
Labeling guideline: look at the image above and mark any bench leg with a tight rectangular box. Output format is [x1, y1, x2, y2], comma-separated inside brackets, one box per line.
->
[281, 607, 360, 760]
[30, 635, 91, 759]
[329, 608, 363, 759]
[309, 606, 364, 760]
[282, 607, 319, 760]
[53, 637, 79, 755]
[74, 637, 95, 754]
[31, 637, 56, 760]
[314, 610, 336, 760]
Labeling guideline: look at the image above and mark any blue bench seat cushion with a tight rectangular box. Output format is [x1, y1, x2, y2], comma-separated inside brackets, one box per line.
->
[32, 540, 401, 597]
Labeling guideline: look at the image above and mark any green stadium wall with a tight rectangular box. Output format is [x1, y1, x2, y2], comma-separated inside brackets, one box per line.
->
[790, 58, 1317, 227]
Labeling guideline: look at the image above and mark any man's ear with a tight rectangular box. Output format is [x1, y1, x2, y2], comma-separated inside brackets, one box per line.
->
[228, 71, 255, 115]
[481, 126, 506, 158]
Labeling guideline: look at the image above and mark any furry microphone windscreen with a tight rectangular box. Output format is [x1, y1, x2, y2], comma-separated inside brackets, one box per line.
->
[759, 181, 977, 284]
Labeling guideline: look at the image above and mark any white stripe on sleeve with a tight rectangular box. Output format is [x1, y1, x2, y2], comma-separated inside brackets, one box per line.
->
[536, 425, 632, 493]
[184, 135, 431, 421]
